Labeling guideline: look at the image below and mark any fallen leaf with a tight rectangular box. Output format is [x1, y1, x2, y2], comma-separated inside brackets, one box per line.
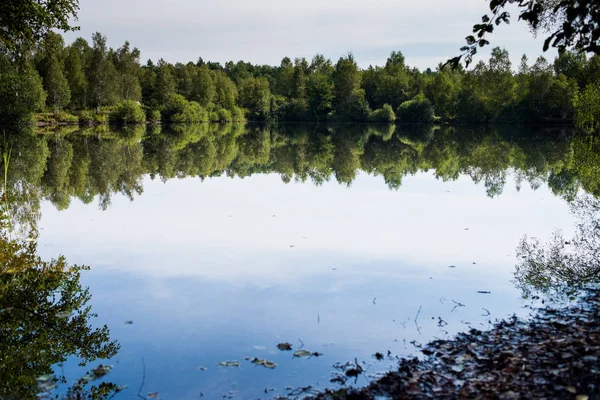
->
[277, 342, 292, 351]
[293, 350, 311, 358]
[217, 361, 239, 367]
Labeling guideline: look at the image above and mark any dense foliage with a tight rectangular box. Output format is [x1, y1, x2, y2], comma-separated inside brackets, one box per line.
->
[0, 0, 79, 54]
[453, 0, 600, 67]
[1, 31, 599, 127]
[0, 226, 120, 398]
[1, 124, 598, 224]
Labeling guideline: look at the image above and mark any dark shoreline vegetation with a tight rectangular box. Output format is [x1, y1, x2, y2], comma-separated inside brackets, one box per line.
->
[1, 31, 600, 129]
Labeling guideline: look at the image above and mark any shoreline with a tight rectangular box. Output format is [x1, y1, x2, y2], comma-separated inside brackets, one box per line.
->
[305, 289, 599, 399]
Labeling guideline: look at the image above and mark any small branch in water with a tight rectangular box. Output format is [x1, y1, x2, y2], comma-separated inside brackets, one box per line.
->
[414, 305, 423, 335]
[451, 299, 466, 312]
[137, 357, 146, 399]
[482, 308, 491, 316]
[372, 297, 377, 305]
[298, 338, 304, 348]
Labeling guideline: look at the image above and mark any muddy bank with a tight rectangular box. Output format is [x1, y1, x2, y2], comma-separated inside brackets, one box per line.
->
[304, 289, 600, 399]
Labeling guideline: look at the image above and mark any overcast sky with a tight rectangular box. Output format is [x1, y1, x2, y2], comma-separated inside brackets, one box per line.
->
[65, 0, 549, 70]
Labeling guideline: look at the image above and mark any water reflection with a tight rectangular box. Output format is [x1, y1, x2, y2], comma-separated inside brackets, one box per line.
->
[515, 195, 600, 298]
[1, 123, 599, 398]
[0, 225, 120, 399]
[0, 124, 598, 222]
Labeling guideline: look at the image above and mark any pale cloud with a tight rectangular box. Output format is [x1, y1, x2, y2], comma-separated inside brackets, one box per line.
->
[69, 0, 548, 70]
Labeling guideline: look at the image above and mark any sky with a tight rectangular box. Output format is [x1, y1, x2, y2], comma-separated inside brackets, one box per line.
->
[65, 0, 550, 70]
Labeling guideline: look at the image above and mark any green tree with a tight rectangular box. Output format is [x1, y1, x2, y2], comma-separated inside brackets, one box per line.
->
[0, 0, 79, 54]
[333, 54, 370, 120]
[64, 38, 89, 109]
[152, 59, 177, 107]
[238, 77, 271, 120]
[0, 55, 46, 124]
[113, 41, 142, 101]
[307, 54, 335, 121]
[190, 65, 216, 108]
[213, 70, 237, 111]
[86, 33, 119, 110]
[574, 81, 600, 129]
[43, 56, 71, 112]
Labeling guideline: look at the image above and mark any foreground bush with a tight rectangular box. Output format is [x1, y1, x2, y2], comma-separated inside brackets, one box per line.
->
[396, 94, 435, 123]
[109, 100, 146, 125]
[370, 104, 396, 122]
[162, 94, 207, 123]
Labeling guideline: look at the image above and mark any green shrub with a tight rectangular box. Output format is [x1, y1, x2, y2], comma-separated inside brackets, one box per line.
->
[162, 94, 208, 123]
[78, 110, 93, 125]
[147, 109, 161, 123]
[209, 111, 219, 122]
[232, 107, 245, 122]
[396, 94, 435, 123]
[56, 111, 79, 124]
[218, 108, 232, 122]
[35, 113, 55, 123]
[93, 113, 108, 124]
[370, 104, 396, 122]
[109, 100, 146, 125]
[284, 98, 311, 121]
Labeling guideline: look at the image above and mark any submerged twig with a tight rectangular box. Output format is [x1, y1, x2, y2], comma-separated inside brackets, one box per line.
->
[137, 357, 146, 399]
[414, 305, 423, 335]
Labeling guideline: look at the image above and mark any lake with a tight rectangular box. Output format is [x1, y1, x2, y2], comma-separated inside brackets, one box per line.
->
[2, 123, 598, 399]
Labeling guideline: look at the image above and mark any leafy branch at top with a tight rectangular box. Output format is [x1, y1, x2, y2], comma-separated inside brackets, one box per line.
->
[448, 0, 600, 68]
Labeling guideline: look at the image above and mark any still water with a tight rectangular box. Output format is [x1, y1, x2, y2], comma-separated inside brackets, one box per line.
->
[3, 123, 598, 399]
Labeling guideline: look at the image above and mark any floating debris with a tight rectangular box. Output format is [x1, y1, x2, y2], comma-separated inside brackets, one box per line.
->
[217, 361, 239, 367]
[250, 358, 277, 369]
[309, 289, 600, 399]
[91, 364, 113, 377]
[448, 265, 456, 268]
[293, 350, 311, 358]
[277, 342, 293, 351]
[124, 320, 134, 325]
[198, 366, 207, 371]
[477, 291, 492, 294]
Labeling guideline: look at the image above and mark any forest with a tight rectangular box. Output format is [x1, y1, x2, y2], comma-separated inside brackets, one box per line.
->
[1, 32, 599, 128]
[2, 123, 599, 235]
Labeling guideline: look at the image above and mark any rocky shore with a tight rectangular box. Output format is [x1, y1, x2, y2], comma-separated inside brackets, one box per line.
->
[307, 289, 600, 399]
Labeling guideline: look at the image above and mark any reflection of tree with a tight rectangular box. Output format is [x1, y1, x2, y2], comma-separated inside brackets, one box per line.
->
[0, 229, 120, 399]
[2, 124, 599, 215]
[514, 195, 600, 298]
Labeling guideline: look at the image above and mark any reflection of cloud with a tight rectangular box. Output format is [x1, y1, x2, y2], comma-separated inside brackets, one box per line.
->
[38, 172, 575, 284]
[64, 0, 545, 69]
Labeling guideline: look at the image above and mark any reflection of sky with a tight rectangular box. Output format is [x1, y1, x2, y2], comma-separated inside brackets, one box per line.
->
[38, 172, 575, 399]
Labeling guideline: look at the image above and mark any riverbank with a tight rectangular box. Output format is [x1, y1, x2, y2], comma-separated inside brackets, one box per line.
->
[307, 289, 599, 399]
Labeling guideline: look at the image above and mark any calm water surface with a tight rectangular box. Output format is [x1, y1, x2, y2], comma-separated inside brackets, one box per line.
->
[5, 123, 596, 399]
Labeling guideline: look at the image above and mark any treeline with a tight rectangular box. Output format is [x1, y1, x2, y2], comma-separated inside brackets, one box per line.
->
[1, 32, 600, 127]
[2, 124, 599, 232]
